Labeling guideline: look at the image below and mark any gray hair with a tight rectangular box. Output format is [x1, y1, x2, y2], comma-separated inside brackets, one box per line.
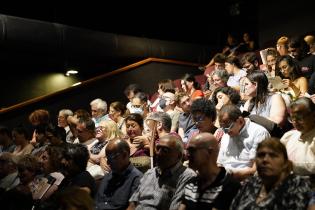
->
[212, 69, 229, 83]
[90, 98, 107, 113]
[146, 112, 171, 132]
[59, 109, 73, 118]
[290, 97, 315, 113]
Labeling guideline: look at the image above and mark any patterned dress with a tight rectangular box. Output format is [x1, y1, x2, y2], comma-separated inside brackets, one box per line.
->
[230, 173, 311, 210]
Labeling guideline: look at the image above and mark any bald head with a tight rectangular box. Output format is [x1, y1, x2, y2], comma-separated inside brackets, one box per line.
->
[190, 133, 218, 152]
[106, 139, 130, 173]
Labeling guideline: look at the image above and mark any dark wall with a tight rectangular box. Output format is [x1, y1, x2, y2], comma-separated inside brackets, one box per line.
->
[258, 0, 315, 48]
[0, 73, 80, 108]
[0, 62, 202, 129]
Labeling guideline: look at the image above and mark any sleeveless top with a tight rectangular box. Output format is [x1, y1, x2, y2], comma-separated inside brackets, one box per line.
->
[250, 94, 273, 118]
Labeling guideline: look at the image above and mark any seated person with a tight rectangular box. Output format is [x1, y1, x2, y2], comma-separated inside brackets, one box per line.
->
[59, 144, 96, 197]
[95, 139, 143, 210]
[127, 134, 195, 210]
[179, 133, 240, 210]
[276, 55, 308, 98]
[0, 153, 19, 193]
[231, 138, 311, 209]
[281, 98, 315, 177]
[217, 104, 270, 181]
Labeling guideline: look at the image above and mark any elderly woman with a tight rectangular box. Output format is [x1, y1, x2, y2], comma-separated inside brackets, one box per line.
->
[204, 69, 229, 98]
[89, 120, 122, 165]
[231, 138, 311, 209]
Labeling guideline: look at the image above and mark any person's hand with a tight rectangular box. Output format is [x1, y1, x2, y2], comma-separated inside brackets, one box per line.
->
[282, 79, 293, 87]
[132, 135, 150, 148]
[310, 94, 315, 104]
[100, 157, 111, 173]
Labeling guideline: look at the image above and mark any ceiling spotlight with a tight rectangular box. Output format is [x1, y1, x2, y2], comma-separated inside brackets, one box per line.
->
[65, 70, 79, 76]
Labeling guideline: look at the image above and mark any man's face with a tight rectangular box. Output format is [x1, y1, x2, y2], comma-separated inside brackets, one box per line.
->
[219, 113, 242, 137]
[214, 62, 225, 71]
[192, 112, 214, 133]
[289, 104, 315, 134]
[155, 137, 180, 170]
[76, 123, 92, 142]
[288, 47, 301, 60]
[186, 140, 208, 171]
[179, 96, 191, 113]
[91, 105, 103, 119]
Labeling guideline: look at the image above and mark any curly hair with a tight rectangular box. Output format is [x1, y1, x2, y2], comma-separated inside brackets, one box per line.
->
[191, 98, 216, 121]
[211, 86, 240, 105]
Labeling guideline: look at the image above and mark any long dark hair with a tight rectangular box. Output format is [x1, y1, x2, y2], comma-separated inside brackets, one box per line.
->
[276, 55, 302, 81]
[246, 71, 269, 112]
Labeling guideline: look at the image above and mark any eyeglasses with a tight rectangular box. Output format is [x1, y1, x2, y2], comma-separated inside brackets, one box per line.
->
[107, 152, 121, 161]
[193, 115, 205, 124]
[221, 122, 235, 133]
[288, 112, 311, 123]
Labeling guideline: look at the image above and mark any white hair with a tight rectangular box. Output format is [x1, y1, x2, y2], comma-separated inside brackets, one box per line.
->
[90, 98, 107, 112]
[59, 109, 73, 118]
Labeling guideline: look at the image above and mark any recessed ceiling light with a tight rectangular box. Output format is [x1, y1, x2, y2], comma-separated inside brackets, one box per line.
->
[65, 70, 79, 76]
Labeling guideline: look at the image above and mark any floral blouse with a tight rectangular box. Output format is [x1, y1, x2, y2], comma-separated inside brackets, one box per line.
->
[230, 173, 311, 210]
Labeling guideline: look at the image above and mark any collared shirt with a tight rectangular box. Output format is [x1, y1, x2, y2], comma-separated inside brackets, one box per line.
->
[217, 119, 270, 171]
[129, 161, 196, 210]
[95, 163, 143, 210]
[182, 167, 240, 210]
[281, 128, 315, 175]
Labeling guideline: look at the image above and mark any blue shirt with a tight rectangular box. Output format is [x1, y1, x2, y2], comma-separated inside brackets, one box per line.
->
[95, 163, 143, 210]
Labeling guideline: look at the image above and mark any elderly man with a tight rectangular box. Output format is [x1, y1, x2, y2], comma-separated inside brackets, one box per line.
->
[217, 104, 270, 181]
[127, 134, 195, 210]
[95, 139, 143, 210]
[281, 97, 315, 176]
[90, 98, 109, 127]
[159, 91, 180, 132]
[179, 133, 240, 210]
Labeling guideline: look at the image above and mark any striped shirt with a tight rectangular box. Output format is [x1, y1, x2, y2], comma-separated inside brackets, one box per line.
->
[182, 167, 240, 210]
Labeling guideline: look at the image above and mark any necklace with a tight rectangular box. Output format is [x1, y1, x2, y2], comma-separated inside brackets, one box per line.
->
[256, 186, 268, 204]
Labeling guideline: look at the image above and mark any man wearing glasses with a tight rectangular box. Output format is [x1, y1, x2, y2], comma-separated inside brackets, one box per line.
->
[217, 104, 270, 181]
[95, 139, 143, 210]
[281, 97, 315, 177]
[179, 133, 240, 210]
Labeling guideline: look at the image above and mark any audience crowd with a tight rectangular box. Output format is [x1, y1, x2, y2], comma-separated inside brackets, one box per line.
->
[1, 33, 315, 210]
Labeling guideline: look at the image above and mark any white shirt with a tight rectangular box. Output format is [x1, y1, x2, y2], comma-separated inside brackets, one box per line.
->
[281, 128, 315, 175]
[217, 118, 270, 171]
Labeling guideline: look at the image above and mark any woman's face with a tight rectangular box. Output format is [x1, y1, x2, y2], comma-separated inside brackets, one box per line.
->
[212, 74, 226, 88]
[109, 106, 121, 122]
[243, 77, 257, 97]
[95, 125, 107, 140]
[266, 55, 276, 71]
[224, 62, 234, 74]
[216, 92, 231, 110]
[126, 120, 142, 139]
[256, 146, 287, 179]
[278, 60, 293, 78]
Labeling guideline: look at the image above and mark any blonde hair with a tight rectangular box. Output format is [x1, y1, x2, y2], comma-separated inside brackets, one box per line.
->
[99, 120, 122, 140]
[277, 36, 289, 45]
